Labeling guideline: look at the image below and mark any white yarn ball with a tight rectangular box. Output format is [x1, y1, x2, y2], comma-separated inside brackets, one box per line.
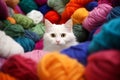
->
[27, 10, 43, 24]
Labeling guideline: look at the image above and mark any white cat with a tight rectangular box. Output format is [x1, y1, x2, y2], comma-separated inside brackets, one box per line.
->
[0, 30, 24, 58]
[43, 19, 78, 51]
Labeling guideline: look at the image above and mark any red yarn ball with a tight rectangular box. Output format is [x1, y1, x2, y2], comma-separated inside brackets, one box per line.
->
[85, 50, 120, 80]
[1, 55, 39, 80]
[44, 10, 60, 24]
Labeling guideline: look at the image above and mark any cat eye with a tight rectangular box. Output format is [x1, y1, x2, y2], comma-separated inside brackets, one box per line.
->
[61, 33, 66, 37]
[51, 33, 56, 37]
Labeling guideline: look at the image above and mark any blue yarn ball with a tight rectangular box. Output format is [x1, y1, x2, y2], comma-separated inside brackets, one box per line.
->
[107, 6, 120, 21]
[24, 30, 40, 42]
[85, 1, 98, 11]
[89, 17, 120, 54]
[38, 4, 52, 15]
[61, 41, 90, 65]
[14, 37, 35, 52]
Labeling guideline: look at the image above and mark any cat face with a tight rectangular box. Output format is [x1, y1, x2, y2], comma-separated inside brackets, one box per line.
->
[44, 19, 76, 46]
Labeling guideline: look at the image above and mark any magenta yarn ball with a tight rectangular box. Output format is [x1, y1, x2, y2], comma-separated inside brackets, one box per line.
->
[35, 0, 47, 6]
[34, 39, 43, 50]
[82, 4, 112, 32]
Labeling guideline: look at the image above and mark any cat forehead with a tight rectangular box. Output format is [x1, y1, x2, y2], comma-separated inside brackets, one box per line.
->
[49, 24, 67, 30]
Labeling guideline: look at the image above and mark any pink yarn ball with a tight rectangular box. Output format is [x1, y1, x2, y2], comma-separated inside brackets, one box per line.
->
[82, 4, 112, 32]
[35, 0, 47, 6]
[34, 39, 43, 50]
[21, 50, 48, 63]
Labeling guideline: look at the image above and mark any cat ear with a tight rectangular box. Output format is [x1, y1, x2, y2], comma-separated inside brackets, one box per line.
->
[64, 19, 73, 32]
[45, 19, 52, 32]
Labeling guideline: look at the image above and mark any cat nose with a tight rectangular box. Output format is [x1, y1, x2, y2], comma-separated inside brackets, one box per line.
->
[56, 40, 60, 44]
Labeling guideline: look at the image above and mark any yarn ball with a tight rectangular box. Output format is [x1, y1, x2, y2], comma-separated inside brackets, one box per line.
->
[37, 52, 85, 80]
[21, 50, 48, 63]
[82, 4, 112, 32]
[1, 55, 39, 80]
[18, 0, 38, 14]
[0, 57, 6, 69]
[7, 17, 16, 24]
[34, 39, 43, 50]
[38, 4, 52, 15]
[0, 72, 16, 80]
[24, 30, 40, 42]
[13, 5, 24, 14]
[7, 7, 14, 16]
[3, 21, 25, 38]
[47, 0, 69, 14]
[35, 0, 47, 6]
[85, 50, 120, 80]
[71, 8, 89, 25]
[107, 6, 120, 21]
[60, 0, 92, 23]
[88, 17, 120, 54]
[0, 0, 9, 20]
[98, 0, 112, 5]
[85, 1, 98, 11]
[61, 41, 90, 65]
[5, 0, 19, 8]
[29, 22, 45, 38]
[27, 10, 43, 24]
[13, 14, 34, 29]
[14, 37, 35, 52]
[45, 10, 61, 24]
[73, 24, 89, 42]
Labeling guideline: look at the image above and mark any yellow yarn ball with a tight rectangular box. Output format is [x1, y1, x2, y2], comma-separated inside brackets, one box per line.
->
[71, 8, 89, 25]
[37, 52, 85, 80]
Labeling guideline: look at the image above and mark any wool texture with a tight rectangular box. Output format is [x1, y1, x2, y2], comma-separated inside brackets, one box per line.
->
[88, 17, 120, 53]
[47, 0, 69, 14]
[71, 8, 89, 25]
[13, 14, 34, 29]
[60, 0, 92, 23]
[73, 24, 89, 42]
[82, 4, 112, 32]
[5, 0, 19, 8]
[26, 10, 43, 24]
[37, 52, 85, 80]
[44, 10, 61, 24]
[1, 55, 39, 80]
[85, 1, 98, 11]
[61, 41, 90, 65]
[29, 22, 45, 38]
[85, 50, 120, 80]
[14, 37, 35, 52]
[18, 0, 38, 14]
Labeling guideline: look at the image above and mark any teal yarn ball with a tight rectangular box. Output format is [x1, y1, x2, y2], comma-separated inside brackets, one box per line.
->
[29, 22, 45, 38]
[89, 17, 120, 54]
[47, 0, 69, 14]
[13, 14, 35, 29]
[14, 37, 35, 52]
[2, 20, 25, 38]
[73, 24, 89, 42]
[18, 0, 38, 14]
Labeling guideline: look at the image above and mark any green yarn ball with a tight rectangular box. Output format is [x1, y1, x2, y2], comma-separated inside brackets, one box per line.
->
[2, 20, 25, 38]
[47, 0, 69, 14]
[73, 24, 89, 42]
[13, 14, 35, 29]
[29, 22, 45, 38]
[18, 0, 38, 14]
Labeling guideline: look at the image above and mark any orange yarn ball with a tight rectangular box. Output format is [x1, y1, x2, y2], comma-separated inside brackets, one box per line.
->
[0, 72, 16, 80]
[71, 8, 89, 25]
[5, 0, 20, 8]
[44, 10, 60, 24]
[37, 52, 85, 80]
[60, 0, 92, 24]
[7, 17, 16, 24]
